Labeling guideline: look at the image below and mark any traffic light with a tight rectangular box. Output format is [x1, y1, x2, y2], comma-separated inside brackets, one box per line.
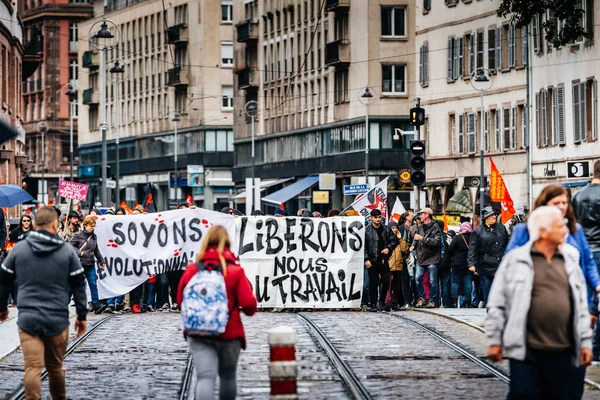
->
[409, 107, 425, 126]
[409, 140, 426, 187]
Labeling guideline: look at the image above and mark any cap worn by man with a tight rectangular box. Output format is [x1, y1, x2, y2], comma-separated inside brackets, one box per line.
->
[68, 211, 80, 219]
[418, 207, 433, 216]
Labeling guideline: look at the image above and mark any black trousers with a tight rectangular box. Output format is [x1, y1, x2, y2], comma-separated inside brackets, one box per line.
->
[168, 270, 184, 304]
[368, 259, 390, 307]
[390, 269, 410, 306]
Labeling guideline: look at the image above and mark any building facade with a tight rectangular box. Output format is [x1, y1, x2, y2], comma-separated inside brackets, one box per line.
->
[415, 0, 527, 216]
[529, 2, 599, 198]
[1, 0, 27, 218]
[21, 0, 93, 205]
[77, 0, 234, 210]
[232, 0, 416, 214]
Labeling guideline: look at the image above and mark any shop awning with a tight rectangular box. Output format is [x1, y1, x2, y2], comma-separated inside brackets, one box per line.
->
[233, 177, 294, 200]
[261, 176, 319, 206]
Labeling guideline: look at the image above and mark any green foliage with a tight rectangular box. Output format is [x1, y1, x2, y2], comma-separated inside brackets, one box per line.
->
[496, 0, 589, 47]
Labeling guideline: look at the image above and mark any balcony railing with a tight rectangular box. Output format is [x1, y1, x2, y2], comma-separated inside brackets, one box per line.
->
[167, 67, 189, 86]
[236, 20, 258, 43]
[325, 40, 350, 66]
[29, 80, 35, 92]
[167, 24, 188, 45]
[36, 79, 42, 91]
[237, 67, 258, 89]
[82, 50, 99, 68]
[82, 88, 99, 105]
[325, 0, 350, 11]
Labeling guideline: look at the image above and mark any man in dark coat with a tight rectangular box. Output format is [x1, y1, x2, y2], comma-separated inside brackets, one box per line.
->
[413, 207, 442, 308]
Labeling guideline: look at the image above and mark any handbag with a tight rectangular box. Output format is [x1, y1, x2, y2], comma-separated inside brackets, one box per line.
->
[78, 235, 92, 257]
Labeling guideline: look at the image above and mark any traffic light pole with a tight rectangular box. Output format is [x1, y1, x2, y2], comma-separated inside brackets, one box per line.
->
[414, 97, 421, 211]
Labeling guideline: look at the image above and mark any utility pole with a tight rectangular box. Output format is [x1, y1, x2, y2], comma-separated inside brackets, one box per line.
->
[414, 97, 420, 210]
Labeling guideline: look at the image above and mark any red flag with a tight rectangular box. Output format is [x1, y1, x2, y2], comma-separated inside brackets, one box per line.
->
[134, 202, 140, 209]
[186, 194, 194, 207]
[442, 210, 449, 232]
[120, 201, 133, 214]
[489, 158, 516, 223]
[279, 202, 285, 211]
[25, 208, 31, 215]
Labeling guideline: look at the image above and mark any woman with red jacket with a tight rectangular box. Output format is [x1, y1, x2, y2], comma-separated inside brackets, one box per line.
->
[177, 225, 257, 400]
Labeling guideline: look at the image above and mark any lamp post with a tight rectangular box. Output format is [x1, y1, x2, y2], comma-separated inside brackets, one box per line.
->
[244, 100, 260, 212]
[89, 18, 120, 207]
[61, 83, 78, 182]
[470, 68, 493, 217]
[37, 121, 48, 204]
[109, 59, 126, 206]
[358, 86, 375, 184]
[171, 112, 180, 204]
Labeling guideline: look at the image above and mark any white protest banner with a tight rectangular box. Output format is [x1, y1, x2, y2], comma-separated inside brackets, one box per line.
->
[58, 180, 89, 201]
[347, 177, 389, 219]
[236, 216, 365, 309]
[94, 208, 236, 299]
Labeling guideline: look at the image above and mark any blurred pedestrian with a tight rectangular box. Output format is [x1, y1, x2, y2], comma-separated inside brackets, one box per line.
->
[327, 209, 341, 217]
[10, 214, 33, 243]
[177, 226, 257, 400]
[413, 208, 441, 308]
[60, 211, 81, 242]
[486, 206, 592, 399]
[388, 221, 410, 310]
[449, 222, 473, 308]
[115, 207, 127, 215]
[0, 206, 87, 400]
[468, 206, 508, 307]
[70, 216, 107, 314]
[437, 219, 452, 308]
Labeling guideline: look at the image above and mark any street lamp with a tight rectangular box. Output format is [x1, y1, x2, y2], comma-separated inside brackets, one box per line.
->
[60, 83, 78, 182]
[89, 18, 120, 207]
[37, 121, 48, 204]
[244, 100, 260, 212]
[171, 111, 180, 204]
[470, 68, 493, 217]
[109, 59, 126, 206]
[358, 86, 375, 183]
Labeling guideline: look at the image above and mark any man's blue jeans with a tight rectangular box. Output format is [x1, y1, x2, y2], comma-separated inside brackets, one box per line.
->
[83, 265, 100, 309]
[592, 252, 600, 361]
[451, 269, 473, 308]
[416, 264, 438, 306]
[480, 274, 494, 308]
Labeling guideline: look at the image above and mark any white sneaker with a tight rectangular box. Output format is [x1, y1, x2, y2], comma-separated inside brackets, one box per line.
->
[478, 301, 484, 308]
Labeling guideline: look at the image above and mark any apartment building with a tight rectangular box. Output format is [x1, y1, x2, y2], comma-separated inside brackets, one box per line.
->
[415, 0, 527, 216]
[0, 0, 27, 217]
[78, 0, 234, 210]
[21, 0, 92, 204]
[232, 0, 416, 214]
[529, 2, 599, 198]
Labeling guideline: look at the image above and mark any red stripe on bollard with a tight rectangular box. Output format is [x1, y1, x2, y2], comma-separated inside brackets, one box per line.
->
[270, 379, 298, 395]
[270, 346, 296, 362]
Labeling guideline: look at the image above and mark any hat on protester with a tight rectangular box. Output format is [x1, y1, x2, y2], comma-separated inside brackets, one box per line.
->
[221, 207, 234, 215]
[68, 211, 80, 219]
[481, 206, 496, 219]
[417, 207, 433, 216]
[104, 209, 115, 215]
[388, 221, 398, 228]
[370, 209, 382, 217]
[251, 209, 265, 216]
[459, 222, 473, 234]
[312, 211, 322, 218]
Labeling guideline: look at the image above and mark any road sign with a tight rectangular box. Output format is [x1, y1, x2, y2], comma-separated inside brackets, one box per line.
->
[344, 184, 370, 196]
[319, 173, 336, 190]
[312, 191, 330, 204]
[566, 161, 591, 179]
[105, 179, 116, 189]
[409, 107, 425, 127]
[399, 169, 411, 183]
[187, 165, 205, 187]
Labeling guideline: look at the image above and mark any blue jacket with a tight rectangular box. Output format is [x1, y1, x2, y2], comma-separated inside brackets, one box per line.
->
[506, 222, 600, 290]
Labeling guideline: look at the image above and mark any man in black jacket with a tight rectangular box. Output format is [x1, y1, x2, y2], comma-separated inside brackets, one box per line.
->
[364, 209, 399, 311]
[413, 207, 442, 308]
[0, 206, 87, 400]
[467, 206, 508, 307]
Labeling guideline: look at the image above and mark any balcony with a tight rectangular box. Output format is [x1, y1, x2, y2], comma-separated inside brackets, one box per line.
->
[167, 67, 189, 86]
[325, 40, 350, 66]
[236, 20, 258, 43]
[82, 50, 99, 68]
[167, 24, 189, 45]
[325, 0, 350, 12]
[237, 67, 258, 89]
[82, 88, 100, 105]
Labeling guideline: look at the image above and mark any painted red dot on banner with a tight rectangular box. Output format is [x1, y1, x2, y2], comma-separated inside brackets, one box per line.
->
[174, 252, 179, 257]
[111, 244, 118, 248]
[101, 218, 106, 221]
[158, 214, 162, 217]
[108, 239, 114, 243]
[92, 216, 98, 220]
[155, 218, 159, 221]
[159, 220, 164, 224]
[106, 244, 111, 247]
[201, 219, 208, 225]
[179, 248, 182, 251]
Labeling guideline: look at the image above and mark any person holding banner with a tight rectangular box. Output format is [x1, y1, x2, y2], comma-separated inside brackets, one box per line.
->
[364, 209, 398, 312]
[177, 226, 257, 400]
[71, 216, 107, 314]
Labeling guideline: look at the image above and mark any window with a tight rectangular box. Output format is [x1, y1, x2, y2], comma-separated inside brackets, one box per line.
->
[69, 24, 78, 52]
[573, 82, 586, 143]
[89, 105, 99, 131]
[381, 7, 406, 37]
[592, 79, 598, 141]
[69, 60, 78, 84]
[447, 37, 460, 80]
[484, 111, 489, 152]
[458, 114, 464, 153]
[221, 86, 233, 109]
[511, 106, 517, 149]
[494, 109, 502, 151]
[467, 112, 476, 154]
[552, 85, 566, 145]
[334, 69, 348, 103]
[457, 37, 464, 77]
[449, 114, 456, 154]
[419, 43, 429, 86]
[221, 42, 233, 66]
[532, 14, 542, 54]
[476, 31, 484, 69]
[382, 64, 406, 94]
[508, 24, 516, 68]
[221, 0, 232, 22]
[502, 107, 511, 150]
[495, 27, 502, 69]
[488, 28, 496, 70]
[468, 34, 475, 75]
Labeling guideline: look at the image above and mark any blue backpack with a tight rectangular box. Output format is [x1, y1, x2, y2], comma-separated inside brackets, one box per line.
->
[181, 263, 230, 336]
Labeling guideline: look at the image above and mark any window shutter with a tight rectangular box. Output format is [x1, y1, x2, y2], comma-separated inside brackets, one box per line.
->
[508, 26, 513, 68]
[535, 92, 540, 147]
[542, 89, 548, 146]
[495, 108, 501, 151]
[593, 79, 597, 141]
[458, 114, 464, 153]
[424, 43, 429, 84]
[488, 28, 496, 70]
[510, 24, 516, 67]
[522, 25, 528, 65]
[496, 27, 502, 69]
[503, 108, 510, 150]
[511, 106, 517, 149]
[447, 38, 453, 79]
[467, 113, 476, 154]
[581, 82, 587, 141]
[453, 37, 459, 79]
[419, 46, 423, 85]
[484, 110, 489, 152]
[469, 34, 475, 74]
[458, 37, 464, 77]
[552, 88, 559, 145]
[557, 85, 566, 144]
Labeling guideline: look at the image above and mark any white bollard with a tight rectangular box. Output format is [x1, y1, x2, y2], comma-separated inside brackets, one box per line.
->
[268, 326, 298, 400]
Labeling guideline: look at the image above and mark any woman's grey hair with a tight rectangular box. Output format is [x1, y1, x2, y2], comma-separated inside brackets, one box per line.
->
[527, 206, 562, 242]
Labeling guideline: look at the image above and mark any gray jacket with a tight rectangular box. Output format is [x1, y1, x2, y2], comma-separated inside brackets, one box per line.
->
[485, 242, 592, 365]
